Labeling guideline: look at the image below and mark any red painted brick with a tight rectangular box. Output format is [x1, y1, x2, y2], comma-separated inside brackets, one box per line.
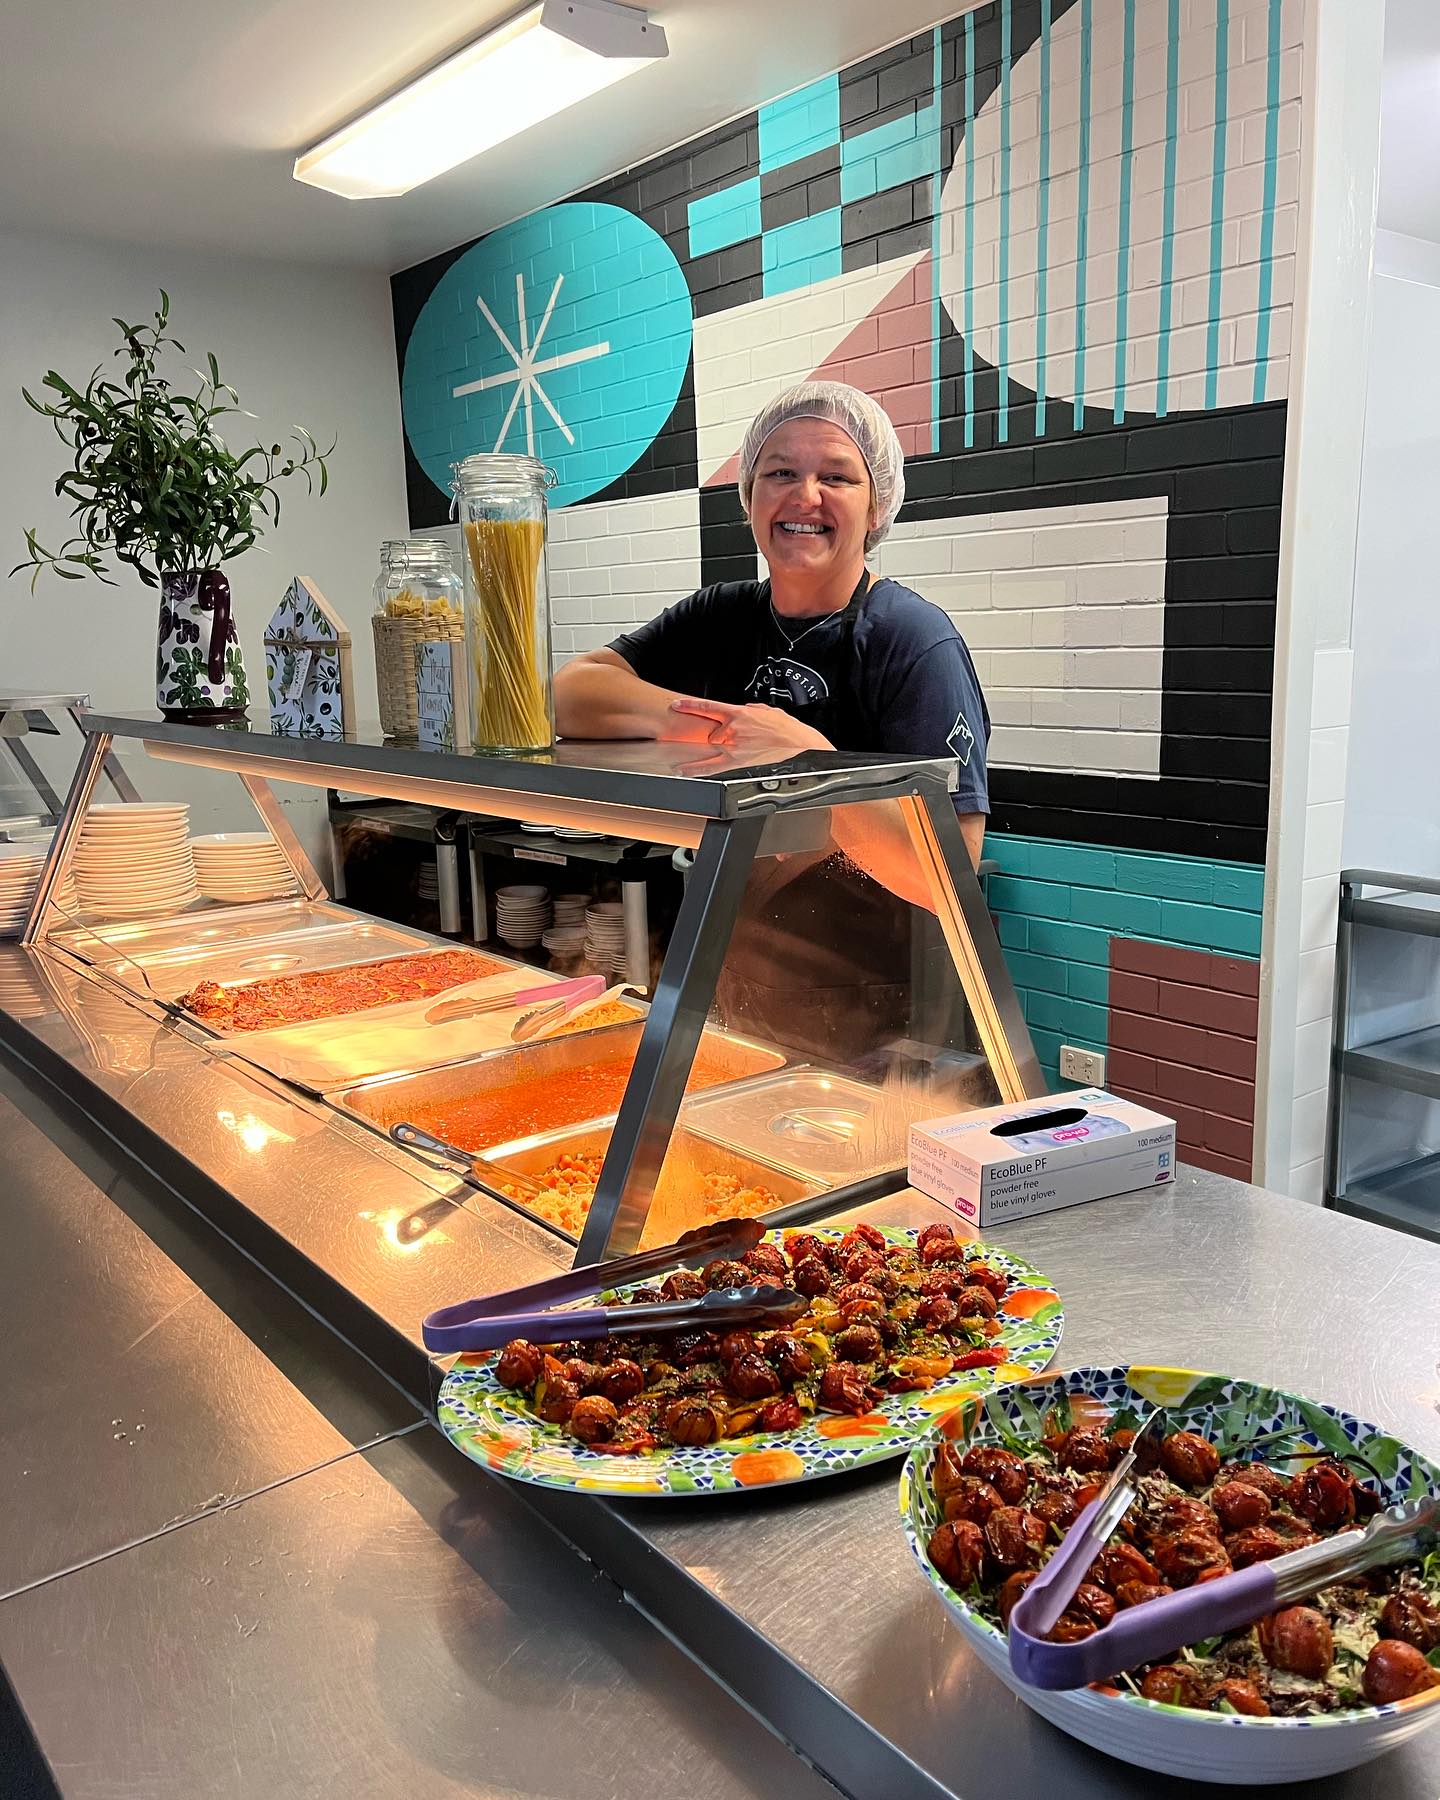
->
[1151, 1057, 1255, 1121]
[1112, 939, 1260, 996]
[1109, 970, 1159, 1014]
[842, 346, 918, 391]
[1166, 1100, 1206, 1146]
[1203, 1112, 1254, 1160]
[877, 300, 932, 352]
[1204, 1030, 1257, 1080]
[1157, 980, 1259, 1036]
[1107, 1049, 1157, 1094]
[1185, 1147, 1254, 1181]
[1111, 1009, 1209, 1065]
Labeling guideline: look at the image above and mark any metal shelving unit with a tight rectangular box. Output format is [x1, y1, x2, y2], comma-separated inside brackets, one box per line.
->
[1326, 868, 1440, 1243]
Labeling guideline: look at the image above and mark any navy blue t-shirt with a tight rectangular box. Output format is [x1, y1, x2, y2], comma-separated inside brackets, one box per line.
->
[609, 577, 990, 814]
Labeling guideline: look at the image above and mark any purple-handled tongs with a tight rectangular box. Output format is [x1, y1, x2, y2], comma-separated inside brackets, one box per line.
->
[1009, 1413, 1440, 1690]
[422, 1216, 807, 1354]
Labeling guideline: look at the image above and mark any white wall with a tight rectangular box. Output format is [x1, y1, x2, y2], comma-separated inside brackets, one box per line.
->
[0, 226, 407, 863]
[1342, 253, 1440, 878]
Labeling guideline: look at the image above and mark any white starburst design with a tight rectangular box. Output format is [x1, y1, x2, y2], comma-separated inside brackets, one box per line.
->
[451, 272, 610, 456]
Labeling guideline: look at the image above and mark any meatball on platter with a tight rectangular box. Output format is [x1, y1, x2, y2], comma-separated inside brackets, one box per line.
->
[900, 1364, 1440, 1784]
[437, 1223, 1064, 1496]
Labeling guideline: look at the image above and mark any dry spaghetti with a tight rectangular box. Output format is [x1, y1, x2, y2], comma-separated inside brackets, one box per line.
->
[463, 517, 552, 750]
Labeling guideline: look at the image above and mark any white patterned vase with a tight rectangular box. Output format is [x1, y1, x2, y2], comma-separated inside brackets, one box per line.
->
[156, 569, 250, 721]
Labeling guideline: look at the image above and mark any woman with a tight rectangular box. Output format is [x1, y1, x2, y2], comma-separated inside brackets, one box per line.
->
[554, 381, 990, 1062]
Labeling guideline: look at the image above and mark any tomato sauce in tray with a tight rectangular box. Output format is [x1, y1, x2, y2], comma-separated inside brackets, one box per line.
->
[179, 949, 507, 1033]
[373, 1045, 748, 1152]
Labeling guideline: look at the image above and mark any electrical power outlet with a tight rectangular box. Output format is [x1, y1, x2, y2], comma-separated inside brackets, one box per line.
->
[1060, 1045, 1106, 1086]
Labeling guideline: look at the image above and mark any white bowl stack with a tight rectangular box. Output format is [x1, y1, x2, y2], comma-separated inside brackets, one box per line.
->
[584, 901, 626, 975]
[0, 837, 78, 939]
[495, 883, 552, 949]
[73, 804, 197, 919]
[191, 832, 298, 904]
[541, 893, 588, 964]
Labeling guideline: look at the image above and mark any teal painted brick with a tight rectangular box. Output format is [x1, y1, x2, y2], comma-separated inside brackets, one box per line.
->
[1114, 854, 1214, 902]
[1027, 919, 1112, 965]
[1158, 901, 1264, 956]
[1213, 866, 1266, 911]
[1005, 951, 1070, 994]
[1027, 843, 1118, 889]
[687, 178, 762, 257]
[759, 77, 840, 172]
[997, 912, 1029, 951]
[1028, 1027, 1065, 1077]
[989, 875, 1072, 918]
[1028, 993, 1108, 1040]
[1070, 888, 1164, 934]
[1066, 963, 1110, 1005]
[984, 837, 1031, 876]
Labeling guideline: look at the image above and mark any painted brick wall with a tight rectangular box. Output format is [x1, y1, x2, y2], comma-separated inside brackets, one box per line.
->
[392, 0, 1305, 1180]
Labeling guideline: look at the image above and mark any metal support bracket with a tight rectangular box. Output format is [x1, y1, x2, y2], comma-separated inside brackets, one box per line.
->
[239, 774, 328, 901]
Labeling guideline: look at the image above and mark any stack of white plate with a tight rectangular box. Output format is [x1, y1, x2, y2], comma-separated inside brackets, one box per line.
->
[0, 838, 77, 938]
[553, 893, 588, 928]
[191, 832, 298, 904]
[495, 883, 552, 949]
[70, 804, 195, 919]
[417, 860, 439, 903]
[584, 901, 626, 975]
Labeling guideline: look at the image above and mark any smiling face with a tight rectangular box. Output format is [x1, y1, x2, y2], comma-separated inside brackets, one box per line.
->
[747, 417, 877, 605]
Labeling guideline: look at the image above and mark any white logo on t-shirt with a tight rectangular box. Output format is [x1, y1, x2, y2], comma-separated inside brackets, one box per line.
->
[746, 659, 830, 707]
[947, 710, 975, 766]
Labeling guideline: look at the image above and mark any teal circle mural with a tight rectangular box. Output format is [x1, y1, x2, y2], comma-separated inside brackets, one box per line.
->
[402, 201, 694, 511]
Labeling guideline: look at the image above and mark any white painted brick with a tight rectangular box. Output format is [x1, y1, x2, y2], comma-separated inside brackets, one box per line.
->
[1062, 604, 1128, 648]
[956, 608, 1030, 648]
[1287, 1159, 1325, 1205]
[1120, 690, 1162, 731]
[548, 538, 588, 571]
[1032, 689, 1121, 729]
[1299, 876, 1339, 954]
[988, 687, 1032, 727]
[1065, 648, 1163, 688]
[1121, 604, 1166, 646]
[1294, 1017, 1333, 1100]
[991, 569, 1077, 609]
[993, 726, 1075, 768]
[1029, 609, 1067, 648]
[552, 598, 591, 626]
[1297, 945, 1338, 1027]
[1290, 1087, 1330, 1170]
[916, 572, 994, 612]
[1312, 648, 1353, 731]
[1123, 518, 1169, 561]
[877, 535, 954, 578]
[587, 535, 633, 567]
[951, 529, 1035, 573]
[1307, 727, 1349, 807]
[986, 648, 1067, 687]
[1303, 800, 1346, 881]
[1076, 560, 1167, 603]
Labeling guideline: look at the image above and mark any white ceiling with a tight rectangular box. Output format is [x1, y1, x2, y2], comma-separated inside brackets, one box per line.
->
[0, 0, 963, 275]
[1380, 0, 1440, 245]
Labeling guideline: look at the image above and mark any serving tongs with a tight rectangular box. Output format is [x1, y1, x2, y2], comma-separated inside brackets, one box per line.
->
[1008, 1416, 1440, 1690]
[423, 974, 605, 1035]
[421, 1216, 806, 1352]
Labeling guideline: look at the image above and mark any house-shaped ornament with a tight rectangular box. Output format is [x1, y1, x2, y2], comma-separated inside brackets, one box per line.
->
[265, 577, 355, 739]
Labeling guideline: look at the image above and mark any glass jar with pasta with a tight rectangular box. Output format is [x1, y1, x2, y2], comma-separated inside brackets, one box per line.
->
[452, 454, 557, 754]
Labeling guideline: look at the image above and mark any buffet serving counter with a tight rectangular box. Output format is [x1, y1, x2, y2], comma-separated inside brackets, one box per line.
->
[5, 715, 1439, 1798]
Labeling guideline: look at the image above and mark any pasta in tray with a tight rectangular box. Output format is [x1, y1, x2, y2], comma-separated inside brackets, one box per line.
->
[464, 517, 551, 750]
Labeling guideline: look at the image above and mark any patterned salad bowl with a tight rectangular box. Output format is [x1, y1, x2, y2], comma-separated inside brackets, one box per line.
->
[900, 1365, 1440, 1786]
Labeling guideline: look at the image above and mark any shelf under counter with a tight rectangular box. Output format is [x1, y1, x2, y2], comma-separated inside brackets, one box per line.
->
[1343, 1024, 1440, 1102]
[1332, 1151, 1440, 1243]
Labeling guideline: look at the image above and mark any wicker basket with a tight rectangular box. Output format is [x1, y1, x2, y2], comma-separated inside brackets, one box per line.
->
[372, 612, 465, 738]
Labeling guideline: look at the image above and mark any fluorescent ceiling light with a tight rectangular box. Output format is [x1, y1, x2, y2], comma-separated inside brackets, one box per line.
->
[294, 0, 667, 199]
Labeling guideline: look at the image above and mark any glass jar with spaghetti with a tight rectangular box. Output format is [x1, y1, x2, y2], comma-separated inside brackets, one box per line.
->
[451, 454, 557, 754]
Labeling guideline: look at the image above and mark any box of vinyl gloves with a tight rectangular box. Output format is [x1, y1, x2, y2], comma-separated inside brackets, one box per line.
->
[908, 1089, 1176, 1227]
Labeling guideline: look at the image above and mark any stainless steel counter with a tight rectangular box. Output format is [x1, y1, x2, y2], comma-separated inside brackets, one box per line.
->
[518, 1173, 1440, 1800]
[0, 1065, 833, 1799]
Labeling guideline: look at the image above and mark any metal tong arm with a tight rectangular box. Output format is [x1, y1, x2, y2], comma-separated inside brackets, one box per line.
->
[1010, 1493, 1440, 1693]
[424, 1282, 804, 1354]
[420, 1216, 767, 1353]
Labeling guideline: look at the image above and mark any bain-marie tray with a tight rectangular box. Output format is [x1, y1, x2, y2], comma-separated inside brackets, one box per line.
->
[679, 1069, 918, 1182]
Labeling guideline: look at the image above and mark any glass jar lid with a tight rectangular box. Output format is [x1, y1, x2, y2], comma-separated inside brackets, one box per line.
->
[451, 453, 557, 497]
[382, 537, 456, 569]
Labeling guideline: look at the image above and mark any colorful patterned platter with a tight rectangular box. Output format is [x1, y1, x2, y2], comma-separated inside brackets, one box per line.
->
[437, 1225, 1064, 1497]
[899, 1365, 1440, 1786]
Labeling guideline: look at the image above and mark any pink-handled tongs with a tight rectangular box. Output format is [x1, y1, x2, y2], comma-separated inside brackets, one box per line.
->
[1008, 1411, 1440, 1689]
[421, 1217, 806, 1354]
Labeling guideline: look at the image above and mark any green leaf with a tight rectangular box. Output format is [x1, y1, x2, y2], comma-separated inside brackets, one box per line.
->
[1294, 1399, 1356, 1462]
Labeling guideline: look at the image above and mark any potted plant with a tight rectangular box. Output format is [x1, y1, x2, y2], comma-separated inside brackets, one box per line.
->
[13, 291, 333, 721]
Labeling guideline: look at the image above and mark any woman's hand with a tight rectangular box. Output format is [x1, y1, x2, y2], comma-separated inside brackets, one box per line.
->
[665, 697, 834, 756]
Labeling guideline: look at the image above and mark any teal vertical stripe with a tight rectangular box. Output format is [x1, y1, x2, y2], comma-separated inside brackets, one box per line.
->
[1073, 0, 1093, 430]
[998, 0, 1013, 443]
[1036, 0, 1052, 437]
[1253, 0, 1283, 401]
[1205, 0, 1230, 410]
[964, 10, 976, 449]
[1113, 0, 1136, 422]
[1156, 0, 1180, 417]
[931, 26, 943, 455]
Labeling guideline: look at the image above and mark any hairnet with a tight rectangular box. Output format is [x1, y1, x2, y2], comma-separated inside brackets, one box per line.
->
[737, 380, 907, 553]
